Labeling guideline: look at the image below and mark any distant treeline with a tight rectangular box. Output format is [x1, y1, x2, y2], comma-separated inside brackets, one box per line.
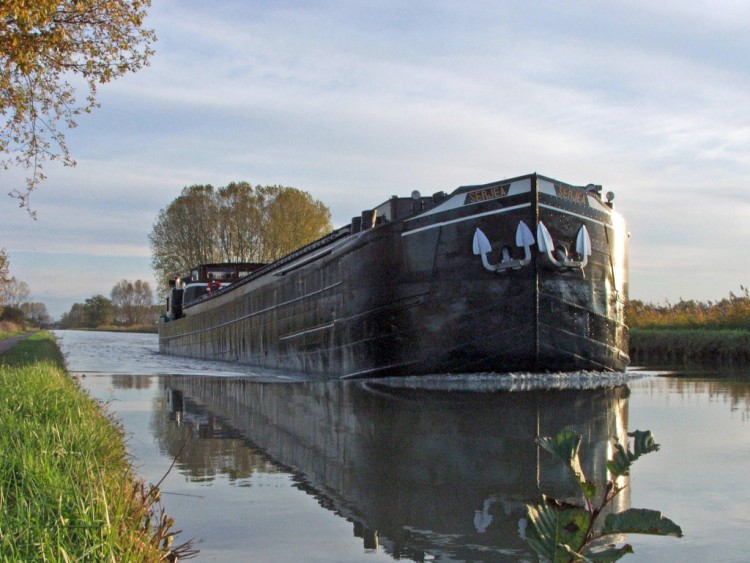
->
[626, 287, 750, 330]
[58, 280, 158, 332]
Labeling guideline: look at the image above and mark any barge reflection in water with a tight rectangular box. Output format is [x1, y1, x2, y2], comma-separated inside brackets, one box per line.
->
[154, 376, 630, 561]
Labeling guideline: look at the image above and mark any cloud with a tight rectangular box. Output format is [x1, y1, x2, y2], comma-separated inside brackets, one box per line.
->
[2, 0, 749, 317]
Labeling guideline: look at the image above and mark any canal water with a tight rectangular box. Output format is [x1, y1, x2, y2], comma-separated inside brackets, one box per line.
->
[54, 330, 749, 562]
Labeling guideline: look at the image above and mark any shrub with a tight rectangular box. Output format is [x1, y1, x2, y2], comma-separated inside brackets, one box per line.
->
[0, 306, 26, 327]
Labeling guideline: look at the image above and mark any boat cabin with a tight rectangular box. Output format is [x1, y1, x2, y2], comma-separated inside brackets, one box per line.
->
[164, 262, 267, 320]
[350, 191, 447, 233]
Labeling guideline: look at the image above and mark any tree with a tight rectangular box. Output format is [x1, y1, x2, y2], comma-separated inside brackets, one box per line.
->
[59, 302, 85, 328]
[258, 186, 333, 261]
[59, 295, 115, 328]
[1, 0, 156, 211]
[1, 277, 30, 307]
[149, 185, 221, 285]
[0, 248, 9, 308]
[149, 183, 332, 294]
[0, 305, 25, 326]
[216, 182, 264, 262]
[111, 279, 153, 325]
[20, 301, 50, 327]
[82, 294, 113, 327]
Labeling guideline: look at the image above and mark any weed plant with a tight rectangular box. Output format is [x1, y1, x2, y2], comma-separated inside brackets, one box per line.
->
[524, 428, 681, 561]
[0, 332, 193, 561]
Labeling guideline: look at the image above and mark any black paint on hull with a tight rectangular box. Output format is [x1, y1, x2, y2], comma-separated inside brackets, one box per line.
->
[159, 173, 629, 377]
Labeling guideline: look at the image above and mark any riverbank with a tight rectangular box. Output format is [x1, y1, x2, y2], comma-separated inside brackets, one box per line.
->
[0, 332, 192, 560]
[630, 327, 750, 366]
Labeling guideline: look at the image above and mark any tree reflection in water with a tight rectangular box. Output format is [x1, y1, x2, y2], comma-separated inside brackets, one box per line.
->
[150, 389, 279, 484]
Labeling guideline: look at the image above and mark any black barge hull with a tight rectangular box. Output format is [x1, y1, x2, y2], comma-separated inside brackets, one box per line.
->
[158, 173, 629, 377]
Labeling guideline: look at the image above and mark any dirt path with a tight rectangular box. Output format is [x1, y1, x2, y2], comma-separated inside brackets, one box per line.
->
[0, 333, 32, 357]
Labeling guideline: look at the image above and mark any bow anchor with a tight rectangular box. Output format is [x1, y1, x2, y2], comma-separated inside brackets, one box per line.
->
[472, 221, 535, 273]
[536, 221, 592, 271]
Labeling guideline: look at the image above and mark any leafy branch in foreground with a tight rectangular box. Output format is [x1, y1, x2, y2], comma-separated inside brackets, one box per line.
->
[1, 0, 156, 212]
[523, 428, 682, 562]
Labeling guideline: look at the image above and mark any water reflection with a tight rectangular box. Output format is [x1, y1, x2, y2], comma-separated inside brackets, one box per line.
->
[633, 375, 750, 420]
[153, 377, 630, 560]
[111, 374, 155, 390]
[55, 332, 750, 561]
[153, 390, 279, 484]
[675, 380, 750, 418]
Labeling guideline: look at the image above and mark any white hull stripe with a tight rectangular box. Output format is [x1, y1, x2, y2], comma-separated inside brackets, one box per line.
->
[538, 203, 611, 229]
[401, 203, 532, 237]
[402, 202, 615, 237]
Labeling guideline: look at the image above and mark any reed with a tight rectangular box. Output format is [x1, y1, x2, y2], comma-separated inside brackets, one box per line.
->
[626, 287, 750, 331]
[0, 332, 194, 561]
[630, 328, 750, 366]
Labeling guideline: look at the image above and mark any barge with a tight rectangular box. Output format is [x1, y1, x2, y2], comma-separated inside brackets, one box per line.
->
[158, 173, 629, 377]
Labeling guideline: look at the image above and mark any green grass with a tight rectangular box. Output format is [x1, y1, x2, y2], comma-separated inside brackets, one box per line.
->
[0, 331, 53, 364]
[630, 328, 750, 366]
[0, 332, 191, 561]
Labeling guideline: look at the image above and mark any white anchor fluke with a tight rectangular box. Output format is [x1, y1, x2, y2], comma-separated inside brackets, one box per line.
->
[536, 221, 555, 253]
[516, 220, 535, 247]
[537, 221, 591, 271]
[472, 228, 492, 256]
[473, 221, 535, 273]
[576, 224, 592, 257]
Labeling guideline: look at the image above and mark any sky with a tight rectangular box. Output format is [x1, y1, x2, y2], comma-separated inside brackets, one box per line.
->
[2, 0, 750, 320]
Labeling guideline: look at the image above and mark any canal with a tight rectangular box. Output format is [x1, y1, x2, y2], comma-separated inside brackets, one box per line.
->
[55, 330, 749, 562]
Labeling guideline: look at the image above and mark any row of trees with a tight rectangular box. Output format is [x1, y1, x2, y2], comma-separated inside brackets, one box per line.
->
[149, 182, 332, 294]
[626, 287, 750, 330]
[59, 279, 157, 329]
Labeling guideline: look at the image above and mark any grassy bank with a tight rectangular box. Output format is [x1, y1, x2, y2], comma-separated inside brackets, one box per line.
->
[630, 328, 750, 366]
[0, 332, 191, 560]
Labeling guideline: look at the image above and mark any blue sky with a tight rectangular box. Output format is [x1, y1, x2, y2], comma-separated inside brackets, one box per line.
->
[2, 0, 749, 319]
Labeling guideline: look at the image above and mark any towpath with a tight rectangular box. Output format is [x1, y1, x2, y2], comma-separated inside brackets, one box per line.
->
[0, 333, 32, 357]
